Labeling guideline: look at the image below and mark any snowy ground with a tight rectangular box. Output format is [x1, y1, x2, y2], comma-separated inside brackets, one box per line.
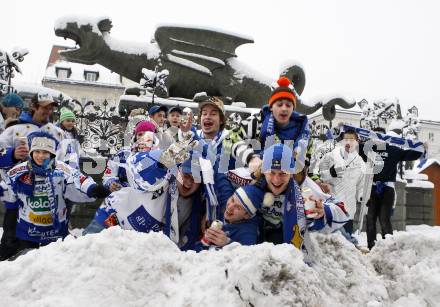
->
[0, 225, 439, 307]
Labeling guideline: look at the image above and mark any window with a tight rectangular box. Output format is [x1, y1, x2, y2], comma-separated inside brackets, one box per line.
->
[429, 132, 435, 142]
[55, 67, 71, 79]
[84, 71, 99, 82]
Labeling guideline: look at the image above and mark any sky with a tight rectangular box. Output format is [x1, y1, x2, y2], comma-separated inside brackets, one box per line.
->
[3, 0, 440, 120]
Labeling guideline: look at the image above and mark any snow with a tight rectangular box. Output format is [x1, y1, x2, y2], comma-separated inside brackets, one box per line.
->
[155, 23, 254, 43]
[1, 225, 439, 307]
[228, 57, 273, 86]
[388, 119, 406, 131]
[55, 15, 109, 35]
[171, 50, 225, 66]
[103, 35, 161, 58]
[55, 15, 161, 58]
[166, 53, 212, 76]
[403, 170, 429, 181]
[119, 94, 260, 115]
[44, 60, 122, 87]
[406, 181, 434, 189]
[415, 158, 440, 173]
[12, 81, 73, 101]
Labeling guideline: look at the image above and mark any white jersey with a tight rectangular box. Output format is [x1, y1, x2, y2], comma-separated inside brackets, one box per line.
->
[2, 161, 96, 243]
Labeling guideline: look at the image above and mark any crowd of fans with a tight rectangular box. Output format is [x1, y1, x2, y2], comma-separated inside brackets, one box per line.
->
[0, 76, 423, 261]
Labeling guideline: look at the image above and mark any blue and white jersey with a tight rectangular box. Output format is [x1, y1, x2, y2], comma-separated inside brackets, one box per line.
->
[2, 161, 96, 244]
[102, 147, 132, 188]
[97, 185, 169, 233]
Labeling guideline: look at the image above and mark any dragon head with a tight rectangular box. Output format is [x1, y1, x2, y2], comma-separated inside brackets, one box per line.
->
[54, 17, 112, 64]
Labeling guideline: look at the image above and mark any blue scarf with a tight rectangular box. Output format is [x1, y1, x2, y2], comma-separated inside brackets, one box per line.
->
[259, 106, 309, 155]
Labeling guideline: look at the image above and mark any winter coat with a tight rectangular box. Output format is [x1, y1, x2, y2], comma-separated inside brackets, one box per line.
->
[319, 146, 366, 219]
[193, 217, 259, 251]
[240, 105, 310, 172]
[0, 112, 64, 169]
[2, 160, 97, 244]
[255, 176, 349, 258]
[359, 142, 423, 183]
[93, 150, 211, 247]
[190, 128, 253, 173]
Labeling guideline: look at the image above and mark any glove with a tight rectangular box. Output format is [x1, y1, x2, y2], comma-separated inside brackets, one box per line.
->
[159, 135, 198, 168]
[88, 184, 111, 199]
[329, 164, 345, 178]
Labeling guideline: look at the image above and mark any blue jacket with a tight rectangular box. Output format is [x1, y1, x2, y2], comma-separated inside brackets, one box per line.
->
[193, 217, 259, 252]
[258, 105, 309, 154]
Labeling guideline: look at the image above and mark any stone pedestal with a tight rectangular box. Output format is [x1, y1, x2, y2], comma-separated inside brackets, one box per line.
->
[405, 185, 434, 226]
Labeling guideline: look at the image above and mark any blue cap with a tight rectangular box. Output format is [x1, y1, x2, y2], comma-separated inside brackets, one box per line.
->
[2, 93, 24, 109]
[262, 143, 295, 174]
[149, 105, 168, 116]
[234, 185, 264, 216]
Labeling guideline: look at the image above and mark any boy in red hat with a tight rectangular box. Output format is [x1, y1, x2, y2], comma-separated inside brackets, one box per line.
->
[244, 77, 310, 181]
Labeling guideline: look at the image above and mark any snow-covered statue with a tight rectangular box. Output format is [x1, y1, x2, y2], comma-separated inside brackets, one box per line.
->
[359, 98, 401, 130]
[402, 106, 420, 140]
[54, 16, 355, 120]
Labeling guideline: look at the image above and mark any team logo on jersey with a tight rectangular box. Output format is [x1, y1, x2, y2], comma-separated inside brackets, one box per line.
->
[29, 212, 53, 225]
[103, 213, 119, 227]
[20, 173, 33, 185]
[27, 195, 50, 212]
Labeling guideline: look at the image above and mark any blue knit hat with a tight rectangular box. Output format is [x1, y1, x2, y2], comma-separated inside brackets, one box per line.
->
[2, 93, 24, 109]
[234, 185, 264, 217]
[262, 143, 295, 174]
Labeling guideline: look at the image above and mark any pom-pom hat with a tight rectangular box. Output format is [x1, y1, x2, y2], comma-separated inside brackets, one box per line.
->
[269, 77, 297, 107]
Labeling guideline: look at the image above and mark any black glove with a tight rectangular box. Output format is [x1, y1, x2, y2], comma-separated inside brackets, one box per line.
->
[329, 165, 338, 178]
[329, 165, 345, 178]
[88, 184, 111, 198]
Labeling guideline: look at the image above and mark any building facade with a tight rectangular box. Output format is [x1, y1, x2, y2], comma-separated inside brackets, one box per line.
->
[41, 45, 126, 106]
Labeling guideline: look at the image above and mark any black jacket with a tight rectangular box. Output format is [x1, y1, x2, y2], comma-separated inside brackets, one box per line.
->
[359, 143, 423, 182]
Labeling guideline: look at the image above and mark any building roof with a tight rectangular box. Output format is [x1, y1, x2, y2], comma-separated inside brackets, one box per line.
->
[42, 45, 123, 88]
[414, 158, 440, 173]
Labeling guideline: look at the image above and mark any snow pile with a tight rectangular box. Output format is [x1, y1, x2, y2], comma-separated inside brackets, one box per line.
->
[0, 226, 439, 307]
[369, 226, 440, 307]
